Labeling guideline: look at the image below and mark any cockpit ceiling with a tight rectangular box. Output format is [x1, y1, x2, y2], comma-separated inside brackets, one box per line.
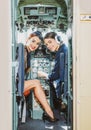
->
[18, 0, 67, 16]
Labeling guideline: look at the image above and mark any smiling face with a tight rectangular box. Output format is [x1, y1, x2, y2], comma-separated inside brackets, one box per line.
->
[27, 36, 41, 51]
[44, 38, 59, 52]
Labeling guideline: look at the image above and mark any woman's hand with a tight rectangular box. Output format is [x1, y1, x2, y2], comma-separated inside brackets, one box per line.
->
[38, 71, 48, 79]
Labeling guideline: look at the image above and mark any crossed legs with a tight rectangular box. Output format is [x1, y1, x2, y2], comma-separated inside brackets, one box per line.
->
[24, 79, 54, 119]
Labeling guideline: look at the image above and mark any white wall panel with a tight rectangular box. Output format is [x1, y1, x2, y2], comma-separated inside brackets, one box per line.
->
[0, 0, 12, 130]
[73, 0, 91, 130]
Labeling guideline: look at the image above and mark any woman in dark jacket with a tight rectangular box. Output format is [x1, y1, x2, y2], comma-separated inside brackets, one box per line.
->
[38, 32, 68, 100]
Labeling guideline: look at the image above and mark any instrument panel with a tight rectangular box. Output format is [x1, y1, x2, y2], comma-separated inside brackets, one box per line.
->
[16, 4, 62, 31]
[30, 50, 55, 119]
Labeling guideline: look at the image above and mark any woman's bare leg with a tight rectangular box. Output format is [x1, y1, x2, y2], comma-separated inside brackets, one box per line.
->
[24, 79, 54, 119]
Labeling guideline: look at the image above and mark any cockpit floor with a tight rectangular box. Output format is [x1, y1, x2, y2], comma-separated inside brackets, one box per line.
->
[18, 119, 68, 130]
[18, 112, 68, 130]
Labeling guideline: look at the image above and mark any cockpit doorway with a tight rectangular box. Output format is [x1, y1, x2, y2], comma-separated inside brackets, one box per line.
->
[12, 0, 73, 130]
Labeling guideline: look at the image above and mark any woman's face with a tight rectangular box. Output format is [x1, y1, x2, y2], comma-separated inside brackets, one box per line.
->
[27, 36, 41, 51]
[44, 38, 58, 52]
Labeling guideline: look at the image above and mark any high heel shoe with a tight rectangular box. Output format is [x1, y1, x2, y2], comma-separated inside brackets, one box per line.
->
[42, 112, 59, 123]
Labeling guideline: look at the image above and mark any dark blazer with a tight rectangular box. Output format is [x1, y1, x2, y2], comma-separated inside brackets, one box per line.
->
[48, 43, 68, 82]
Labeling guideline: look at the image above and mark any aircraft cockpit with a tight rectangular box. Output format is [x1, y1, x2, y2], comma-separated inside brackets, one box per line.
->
[12, 1, 73, 130]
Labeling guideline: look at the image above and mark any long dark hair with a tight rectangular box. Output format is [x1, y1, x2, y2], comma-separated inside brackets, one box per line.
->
[44, 32, 57, 40]
[44, 32, 62, 44]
